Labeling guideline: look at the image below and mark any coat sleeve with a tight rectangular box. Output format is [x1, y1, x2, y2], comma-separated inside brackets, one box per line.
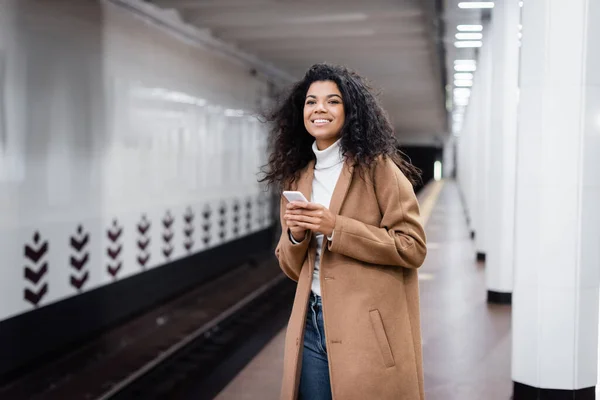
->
[327, 158, 427, 269]
[275, 195, 312, 281]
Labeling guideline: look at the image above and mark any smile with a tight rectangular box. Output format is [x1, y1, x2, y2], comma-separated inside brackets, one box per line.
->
[312, 119, 332, 126]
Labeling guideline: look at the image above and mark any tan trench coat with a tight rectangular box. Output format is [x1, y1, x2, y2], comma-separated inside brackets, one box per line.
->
[275, 156, 428, 400]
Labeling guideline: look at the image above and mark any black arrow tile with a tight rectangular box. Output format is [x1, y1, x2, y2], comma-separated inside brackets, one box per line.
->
[107, 245, 122, 260]
[162, 213, 175, 229]
[70, 253, 90, 271]
[163, 232, 174, 243]
[70, 234, 89, 252]
[24, 263, 48, 284]
[70, 271, 89, 290]
[184, 212, 194, 224]
[137, 254, 150, 267]
[137, 238, 150, 251]
[107, 262, 122, 277]
[24, 283, 48, 306]
[107, 227, 123, 242]
[24, 242, 48, 264]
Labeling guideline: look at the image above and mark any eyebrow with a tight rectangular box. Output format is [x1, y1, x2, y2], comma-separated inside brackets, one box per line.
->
[306, 94, 343, 100]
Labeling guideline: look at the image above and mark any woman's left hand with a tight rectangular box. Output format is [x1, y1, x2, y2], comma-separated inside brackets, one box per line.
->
[284, 202, 336, 237]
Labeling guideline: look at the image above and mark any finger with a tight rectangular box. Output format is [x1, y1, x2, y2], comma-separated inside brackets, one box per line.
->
[296, 202, 322, 210]
[295, 221, 320, 231]
[286, 214, 321, 225]
[286, 209, 322, 217]
[286, 201, 309, 210]
[284, 216, 301, 226]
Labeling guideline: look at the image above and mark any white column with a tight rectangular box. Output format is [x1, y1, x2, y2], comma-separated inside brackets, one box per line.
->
[474, 21, 493, 262]
[485, 0, 520, 303]
[466, 79, 480, 238]
[455, 96, 472, 225]
[442, 135, 455, 179]
[512, 0, 600, 396]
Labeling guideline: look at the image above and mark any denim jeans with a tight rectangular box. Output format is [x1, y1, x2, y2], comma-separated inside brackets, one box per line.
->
[299, 292, 332, 400]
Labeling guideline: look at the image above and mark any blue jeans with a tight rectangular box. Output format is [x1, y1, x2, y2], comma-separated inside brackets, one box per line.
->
[299, 292, 332, 400]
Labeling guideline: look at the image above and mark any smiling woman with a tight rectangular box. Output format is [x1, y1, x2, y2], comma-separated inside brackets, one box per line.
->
[259, 63, 428, 400]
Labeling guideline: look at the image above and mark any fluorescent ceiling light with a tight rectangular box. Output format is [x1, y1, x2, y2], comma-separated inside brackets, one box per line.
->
[454, 79, 474, 87]
[454, 41, 483, 48]
[454, 64, 477, 72]
[454, 88, 471, 96]
[519, 1, 523, 6]
[454, 73, 474, 80]
[457, 24, 483, 31]
[454, 59, 476, 65]
[455, 33, 483, 40]
[458, 2, 495, 8]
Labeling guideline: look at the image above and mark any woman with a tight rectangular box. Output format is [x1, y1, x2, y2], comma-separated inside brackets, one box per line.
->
[260, 63, 427, 400]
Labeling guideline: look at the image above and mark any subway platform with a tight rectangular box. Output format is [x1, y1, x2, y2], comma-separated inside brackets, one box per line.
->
[215, 180, 512, 400]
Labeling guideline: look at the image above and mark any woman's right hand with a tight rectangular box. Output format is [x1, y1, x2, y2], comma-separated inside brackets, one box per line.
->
[285, 202, 307, 242]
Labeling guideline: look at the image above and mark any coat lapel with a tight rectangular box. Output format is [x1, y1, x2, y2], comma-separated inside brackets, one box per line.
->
[328, 158, 355, 216]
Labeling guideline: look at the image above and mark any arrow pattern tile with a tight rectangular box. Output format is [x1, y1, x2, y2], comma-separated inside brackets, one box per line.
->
[162, 210, 174, 259]
[107, 219, 123, 279]
[183, 206, 194, 253]
[137, 214, 151, 269]
[23, 232, 49, 307]
[19, 196, 269, 306]
[70, 225, 90, 291]
[202, 205, 212, 246]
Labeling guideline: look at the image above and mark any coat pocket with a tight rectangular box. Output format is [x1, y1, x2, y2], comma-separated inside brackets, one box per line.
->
[369, 309, 395, 368]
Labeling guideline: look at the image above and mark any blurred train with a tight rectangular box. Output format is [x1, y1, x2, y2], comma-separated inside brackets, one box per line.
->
[0, 0, 442, 382]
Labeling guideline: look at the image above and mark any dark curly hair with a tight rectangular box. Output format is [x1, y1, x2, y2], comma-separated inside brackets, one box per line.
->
[259, 63, 421, 190]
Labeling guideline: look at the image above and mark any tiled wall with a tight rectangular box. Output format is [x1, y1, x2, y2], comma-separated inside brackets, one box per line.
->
[0, 0, 274, 322]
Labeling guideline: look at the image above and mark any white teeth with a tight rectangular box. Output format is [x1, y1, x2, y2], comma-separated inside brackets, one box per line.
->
[314, 119, 329, 123]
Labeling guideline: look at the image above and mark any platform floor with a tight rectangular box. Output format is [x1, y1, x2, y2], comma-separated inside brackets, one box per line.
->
[215, 180, 512, 400]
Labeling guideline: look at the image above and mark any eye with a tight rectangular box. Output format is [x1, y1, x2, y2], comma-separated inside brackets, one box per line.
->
[329, 100, 341, 104]
[305, 100, 316, 105]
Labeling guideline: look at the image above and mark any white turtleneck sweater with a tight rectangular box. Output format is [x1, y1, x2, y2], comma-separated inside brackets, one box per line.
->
[289, 138, 344, 296]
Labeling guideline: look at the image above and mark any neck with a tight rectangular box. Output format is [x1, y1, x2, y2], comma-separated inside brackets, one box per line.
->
[315, 137, 340, 151]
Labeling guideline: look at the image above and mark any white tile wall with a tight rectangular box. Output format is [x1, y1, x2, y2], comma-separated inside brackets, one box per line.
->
[0, 2, 276, 322]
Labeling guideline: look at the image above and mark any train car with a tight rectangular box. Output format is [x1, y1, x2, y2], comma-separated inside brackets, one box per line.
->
[0, 0, 287, 380]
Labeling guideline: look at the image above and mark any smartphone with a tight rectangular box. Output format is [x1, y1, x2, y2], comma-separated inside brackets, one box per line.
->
[282, 191, 309, 203]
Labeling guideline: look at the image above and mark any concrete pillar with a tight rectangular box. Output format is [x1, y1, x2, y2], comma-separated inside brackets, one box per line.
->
[512, 0, 600, 397]
[466, 78, 479, 239]
[474, 20, 493, 263]
[485, 0, 520, 304]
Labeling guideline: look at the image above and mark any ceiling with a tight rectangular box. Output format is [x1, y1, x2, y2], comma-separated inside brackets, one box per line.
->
[146, 0, 487, 146]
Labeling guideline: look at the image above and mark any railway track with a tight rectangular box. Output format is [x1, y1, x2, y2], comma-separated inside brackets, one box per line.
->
[0, 255, 294, 399]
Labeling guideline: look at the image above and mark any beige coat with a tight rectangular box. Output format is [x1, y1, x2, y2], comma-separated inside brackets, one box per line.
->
[275, 156, 428, 400]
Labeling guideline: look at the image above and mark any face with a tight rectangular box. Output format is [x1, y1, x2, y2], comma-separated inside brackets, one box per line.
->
[303, 80, 345, 150]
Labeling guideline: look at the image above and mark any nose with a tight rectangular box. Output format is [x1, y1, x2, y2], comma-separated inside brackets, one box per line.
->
[315, 101, 326, 112]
